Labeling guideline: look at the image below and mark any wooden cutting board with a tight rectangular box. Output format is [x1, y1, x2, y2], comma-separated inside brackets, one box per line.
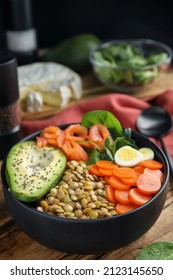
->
[21, 69, 173, 121]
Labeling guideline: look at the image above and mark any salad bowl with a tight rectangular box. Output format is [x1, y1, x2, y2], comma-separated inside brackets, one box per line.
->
[90, 39, 172, 92]
[1, 116, 170, 254]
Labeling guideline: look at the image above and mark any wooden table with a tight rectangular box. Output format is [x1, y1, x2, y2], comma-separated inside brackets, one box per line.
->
[1, 71, 173, 260]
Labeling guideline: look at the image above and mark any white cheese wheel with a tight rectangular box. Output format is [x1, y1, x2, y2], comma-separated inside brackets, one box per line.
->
[18, 62, 83, 112]
[26, 91, 43, 112]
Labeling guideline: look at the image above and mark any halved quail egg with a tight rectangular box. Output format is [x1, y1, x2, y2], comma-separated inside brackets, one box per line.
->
[114, 145, 143, 167]
[138, 147, 154, 161]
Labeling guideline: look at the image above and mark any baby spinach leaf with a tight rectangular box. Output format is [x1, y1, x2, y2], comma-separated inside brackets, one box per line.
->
[92, 42, 168, 86]
[81, 111, 138, 163]
[86, 149, 101, 165]
[135, 241, 173, 260]
[81, 110, 123, 136]
[123, 128, 138, 148]
[100, 147, 114, 161]
[111, 128, 138, 155]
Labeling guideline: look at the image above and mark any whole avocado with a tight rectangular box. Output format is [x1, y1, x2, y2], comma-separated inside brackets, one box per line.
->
[44, 33, 101, 73]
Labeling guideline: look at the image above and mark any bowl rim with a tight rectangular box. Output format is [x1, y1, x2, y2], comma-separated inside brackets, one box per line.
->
[89, 38, 173, 70]
[1, 125, 170, 224]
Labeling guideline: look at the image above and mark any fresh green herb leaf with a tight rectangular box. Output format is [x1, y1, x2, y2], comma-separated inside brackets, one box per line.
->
[123, 128, 138, 148]
[133, 67, 158, 85]
[81, 110, 123, 136]
[123, 128, 132, 139]
[135, 241, 173, 260]
[92, 42, 167, 86]
[147, 52, 168, 64]
[81, 111, 138, 163]
[85, 149, 101, 165]
[111, 128, 138, 155]
[100, 147, 114, 161]
[105, 137, 111, 149]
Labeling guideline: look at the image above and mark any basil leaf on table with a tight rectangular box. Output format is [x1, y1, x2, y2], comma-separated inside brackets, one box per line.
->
[135, 241, 173, 260]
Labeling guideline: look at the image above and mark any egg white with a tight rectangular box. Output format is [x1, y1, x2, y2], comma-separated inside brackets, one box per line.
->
[138, 147, 154, 161]
[114, 146, 143, 167]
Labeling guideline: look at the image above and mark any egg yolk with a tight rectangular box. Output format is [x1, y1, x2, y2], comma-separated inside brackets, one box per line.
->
[118, 147, 138, 161]
[114, 146, 143, 167]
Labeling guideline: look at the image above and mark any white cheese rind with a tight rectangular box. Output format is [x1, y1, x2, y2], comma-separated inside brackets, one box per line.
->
[26, 91, 43, 112]
[18, 62, 83, 112]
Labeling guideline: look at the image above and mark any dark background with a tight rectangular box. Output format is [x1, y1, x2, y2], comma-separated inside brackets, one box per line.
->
[0, 0, 173, 50]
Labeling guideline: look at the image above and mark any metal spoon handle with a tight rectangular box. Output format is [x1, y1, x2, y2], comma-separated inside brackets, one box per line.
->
[159, 138, 173, 176]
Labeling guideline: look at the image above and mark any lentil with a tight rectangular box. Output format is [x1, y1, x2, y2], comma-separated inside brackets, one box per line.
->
[37, 160, 118, 219]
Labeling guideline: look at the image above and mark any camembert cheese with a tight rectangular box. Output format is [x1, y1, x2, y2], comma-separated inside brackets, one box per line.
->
[18, 62, 82, 112]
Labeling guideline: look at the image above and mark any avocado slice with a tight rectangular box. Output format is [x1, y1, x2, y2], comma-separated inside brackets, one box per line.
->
[6, 141, 66, 202]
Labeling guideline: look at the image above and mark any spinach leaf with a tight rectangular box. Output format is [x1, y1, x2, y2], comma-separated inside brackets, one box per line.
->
[123, 128, 138, 148]
[135, 241, 173, 260]
[81, 110, 123, 136]
[111, 128, 138, 155]
[86, 149, 101, 165]
[85, 137, 114, 164]
[100, 147, 114, 161]
[92, 42, 168, 86]
[81, 110, 138, 164]
[147, 52, 168, 64]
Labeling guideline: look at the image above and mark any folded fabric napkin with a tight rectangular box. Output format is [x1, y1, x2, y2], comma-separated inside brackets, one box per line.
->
[21, 89, 173, 159]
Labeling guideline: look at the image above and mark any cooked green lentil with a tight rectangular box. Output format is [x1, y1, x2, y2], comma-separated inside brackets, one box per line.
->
[37, 160, 117, 219]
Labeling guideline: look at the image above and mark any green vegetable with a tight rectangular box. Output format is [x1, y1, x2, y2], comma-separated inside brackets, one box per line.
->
[6, 141, 66, 202]
[81, 110, 137, 164]
[44, 33, 101, 73]
[112, 128, 138, 155]
[147, 53, 168, 64]
[135, 241, 173, 260]
[86, 149, 101, 165]
[81, 110, 123, 136]
[92, 41, 168, 86]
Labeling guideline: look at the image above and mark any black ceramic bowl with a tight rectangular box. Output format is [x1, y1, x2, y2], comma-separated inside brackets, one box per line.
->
[1, 125, 170, 254]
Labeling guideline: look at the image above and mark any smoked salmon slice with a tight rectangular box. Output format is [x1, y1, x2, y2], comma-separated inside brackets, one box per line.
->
[87, 124, 112, 149]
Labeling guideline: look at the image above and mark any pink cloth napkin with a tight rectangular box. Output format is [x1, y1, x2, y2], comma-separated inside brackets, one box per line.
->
[21, 89, 173, 158]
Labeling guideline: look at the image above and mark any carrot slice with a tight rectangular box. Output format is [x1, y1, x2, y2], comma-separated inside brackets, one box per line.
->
[104, 176, 111, 184]
[144, 168, 164, 182]
[133, 165, 145, 175]
[89, 164, 103, 176]
[121, 172, 139, 186]
[137, 173, 161, 195]
[104, 176, 111, 185]
[99, 168, 113, 176]
[114, 189, 131, 204]
[113, 166, 136, 178]
[129, 188, 152, 206]
[96, 160, 117, 169]
[109, 176, 131, 191]
[116, 203, 138, 214]
[141, 159, 163, 170]
[106, 185, 118, 204]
